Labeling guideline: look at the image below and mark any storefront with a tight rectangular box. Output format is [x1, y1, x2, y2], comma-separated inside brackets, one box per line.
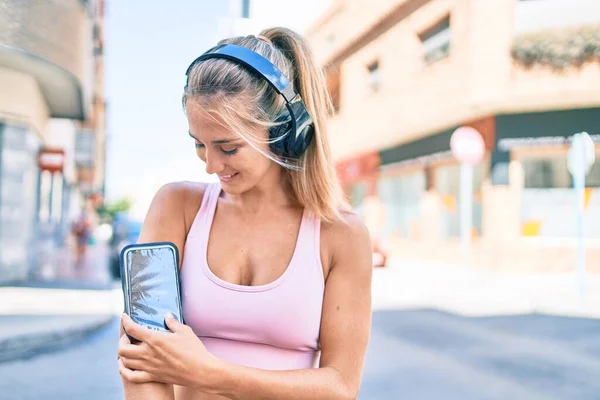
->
[0, 123, 42, 283]
[494, 108, 600, 239]
[377, 118, 493, 240]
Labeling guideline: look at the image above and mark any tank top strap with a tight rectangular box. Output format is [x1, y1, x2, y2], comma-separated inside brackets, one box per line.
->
[186, 182, 221, 238]
[293, 210, 324, 283]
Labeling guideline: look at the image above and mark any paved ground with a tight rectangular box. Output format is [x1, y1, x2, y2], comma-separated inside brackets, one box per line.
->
[2, 259, 600, 399]
[1, 310, 600, 400]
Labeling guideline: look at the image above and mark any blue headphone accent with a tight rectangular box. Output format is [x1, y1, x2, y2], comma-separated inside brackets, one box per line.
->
[185, 44, 314, 159]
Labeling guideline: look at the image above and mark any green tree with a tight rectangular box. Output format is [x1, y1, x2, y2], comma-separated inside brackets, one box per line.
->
[96, 198, 132, 223]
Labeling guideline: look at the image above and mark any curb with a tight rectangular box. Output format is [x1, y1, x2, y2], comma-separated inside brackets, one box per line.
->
[0, 314, 114, 364]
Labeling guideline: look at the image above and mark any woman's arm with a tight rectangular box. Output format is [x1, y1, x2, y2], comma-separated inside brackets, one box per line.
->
[205, 214, 373, 400]
[119, 182, 202, 400]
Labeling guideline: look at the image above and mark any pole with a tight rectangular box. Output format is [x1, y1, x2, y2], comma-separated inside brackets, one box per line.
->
[460, 162, 473, 266]
[574, 168, 586, 297]
[48, 171, 54, 222]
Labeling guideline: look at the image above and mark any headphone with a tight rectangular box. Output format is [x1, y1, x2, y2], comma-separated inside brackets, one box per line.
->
[185, 44, 315, 159]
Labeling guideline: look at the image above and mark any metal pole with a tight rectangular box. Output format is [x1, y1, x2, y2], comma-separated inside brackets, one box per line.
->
[460, 162, 473, 266]
[574, 172, 586, 297]
[48, 171, 54, 222]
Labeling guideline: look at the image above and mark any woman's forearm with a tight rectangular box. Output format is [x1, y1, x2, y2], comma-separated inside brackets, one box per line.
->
[122, 379, 174, 400]
[206, 362, 355, 400]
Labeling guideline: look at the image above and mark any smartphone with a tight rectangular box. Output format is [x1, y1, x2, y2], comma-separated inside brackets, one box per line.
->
[120, 242, 184, 342]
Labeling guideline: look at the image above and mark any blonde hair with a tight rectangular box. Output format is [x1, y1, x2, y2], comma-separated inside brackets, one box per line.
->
[182, 27, 351, 222]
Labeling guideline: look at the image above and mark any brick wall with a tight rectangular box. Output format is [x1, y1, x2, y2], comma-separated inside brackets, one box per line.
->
[0, 0, 89, 82]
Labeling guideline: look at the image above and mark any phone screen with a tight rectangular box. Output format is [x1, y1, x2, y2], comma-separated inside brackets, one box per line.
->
[123, 244, 182, 330]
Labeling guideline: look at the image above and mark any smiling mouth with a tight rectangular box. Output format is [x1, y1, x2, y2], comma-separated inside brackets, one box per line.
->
[219, 172, 239, 181]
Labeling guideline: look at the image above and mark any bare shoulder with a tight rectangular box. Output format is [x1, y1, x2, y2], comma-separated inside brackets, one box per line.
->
[321, 212, 372, 276]
[149, 181, 207, 215]
[151, 180, 207, 203]
[138, 181, 209, 242]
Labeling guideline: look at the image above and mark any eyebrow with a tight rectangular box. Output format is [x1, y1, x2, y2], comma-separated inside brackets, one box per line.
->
[188, 131, 235, 144]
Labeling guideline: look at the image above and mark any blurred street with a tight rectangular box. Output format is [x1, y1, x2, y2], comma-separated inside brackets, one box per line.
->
[2, 257, 600, 399]
[2, 0, 600, 398]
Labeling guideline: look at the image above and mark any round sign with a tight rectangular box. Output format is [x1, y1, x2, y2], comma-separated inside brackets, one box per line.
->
[567, 132, 595, 177]
[450, 126, 485, 165]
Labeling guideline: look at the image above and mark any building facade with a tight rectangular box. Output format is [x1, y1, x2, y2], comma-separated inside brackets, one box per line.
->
[0, 0, 107, 283]
[307, 0, 600, 270]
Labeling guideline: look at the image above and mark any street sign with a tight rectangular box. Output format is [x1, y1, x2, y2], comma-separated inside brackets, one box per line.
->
[450, 126, 485, 165]
[38, 148, 65, 173]
[450, 126, 485, 266]
[567, 132, 595, 177]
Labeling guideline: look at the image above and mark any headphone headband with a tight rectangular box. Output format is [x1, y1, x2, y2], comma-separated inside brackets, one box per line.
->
[184, 43, 314, 159]
[185, 44, 298, 103]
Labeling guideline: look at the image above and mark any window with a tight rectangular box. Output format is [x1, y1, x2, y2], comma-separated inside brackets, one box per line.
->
[522, 153, 600, 189]
[325, 64, 341, 114]
[242, 0, 250, 18]
[367, 60, 380, 92]
[522, 157, 570, 188]
[419, 15, 451, 65]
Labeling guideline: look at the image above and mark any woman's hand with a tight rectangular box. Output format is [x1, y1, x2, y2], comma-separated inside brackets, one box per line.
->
[118, 313, 221, 391]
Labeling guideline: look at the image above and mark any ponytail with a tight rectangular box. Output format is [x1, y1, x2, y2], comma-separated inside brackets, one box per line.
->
[259, 27, 351, 222]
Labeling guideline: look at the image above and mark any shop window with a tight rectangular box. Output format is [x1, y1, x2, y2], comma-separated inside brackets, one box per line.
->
[585, 155, 600, 187]
[435, 163, 484, 238]
[367, 60, 380, 92]
[522, 157, 572, 188]
[378, 172, 426, 238]
[419, 15, 451, 65]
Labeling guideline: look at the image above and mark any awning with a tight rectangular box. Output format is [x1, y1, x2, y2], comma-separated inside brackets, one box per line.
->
[0, 44, 87, 120]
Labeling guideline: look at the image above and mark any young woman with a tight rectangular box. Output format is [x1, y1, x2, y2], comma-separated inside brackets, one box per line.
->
[117, 27, 373, 400]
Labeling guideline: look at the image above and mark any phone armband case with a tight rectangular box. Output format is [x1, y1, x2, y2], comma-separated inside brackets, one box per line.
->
[120, 241, 184, 342]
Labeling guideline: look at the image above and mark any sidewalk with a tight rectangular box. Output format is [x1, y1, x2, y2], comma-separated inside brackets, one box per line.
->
[0, 241, 123, 363]
[3, 252, 599, 364]
[373, 258, 600, 319]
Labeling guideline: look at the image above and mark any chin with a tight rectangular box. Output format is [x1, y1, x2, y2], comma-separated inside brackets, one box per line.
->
[220, 180, 247, 195]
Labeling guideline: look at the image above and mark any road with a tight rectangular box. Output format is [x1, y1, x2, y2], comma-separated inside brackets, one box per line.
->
[2, 309, 600, 400]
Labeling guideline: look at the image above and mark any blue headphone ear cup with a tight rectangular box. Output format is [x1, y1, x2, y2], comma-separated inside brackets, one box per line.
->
[293, 124, 314, 157]
[269, 110, 293, 156]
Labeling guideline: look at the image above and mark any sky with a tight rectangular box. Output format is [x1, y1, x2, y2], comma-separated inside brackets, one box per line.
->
[104, 0, 332, 218]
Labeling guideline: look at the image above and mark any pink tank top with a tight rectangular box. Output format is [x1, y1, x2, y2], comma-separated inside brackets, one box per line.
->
[180, 183, 325, 370]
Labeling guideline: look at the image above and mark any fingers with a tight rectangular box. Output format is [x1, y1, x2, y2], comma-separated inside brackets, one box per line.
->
[119, 356, 148, 372]
[164, 313, 186, 333]
[118, 329, 148, 359]
[118, 357, 155, 384]
[121, 313, 151, 342]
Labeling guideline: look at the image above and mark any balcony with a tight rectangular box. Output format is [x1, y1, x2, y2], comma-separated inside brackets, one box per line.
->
[0, 0, 92, 120]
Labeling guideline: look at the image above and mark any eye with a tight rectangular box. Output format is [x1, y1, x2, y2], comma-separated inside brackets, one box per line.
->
[220, 146, 238, 156]
[194, 142, 205, 149]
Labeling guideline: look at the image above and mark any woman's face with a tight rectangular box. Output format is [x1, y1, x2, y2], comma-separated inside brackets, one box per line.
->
[186, 100, 277, 194]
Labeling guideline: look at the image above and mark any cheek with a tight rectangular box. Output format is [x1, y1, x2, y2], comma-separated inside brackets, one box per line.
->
[236, 149, 273, 174]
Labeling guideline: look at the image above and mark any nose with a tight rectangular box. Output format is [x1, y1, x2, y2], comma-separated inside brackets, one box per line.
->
[204, 149, 225, 175]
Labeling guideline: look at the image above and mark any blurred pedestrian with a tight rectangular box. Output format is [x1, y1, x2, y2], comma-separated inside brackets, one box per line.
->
[118, 27, 372, 399]
[71, 211, 91, 266]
